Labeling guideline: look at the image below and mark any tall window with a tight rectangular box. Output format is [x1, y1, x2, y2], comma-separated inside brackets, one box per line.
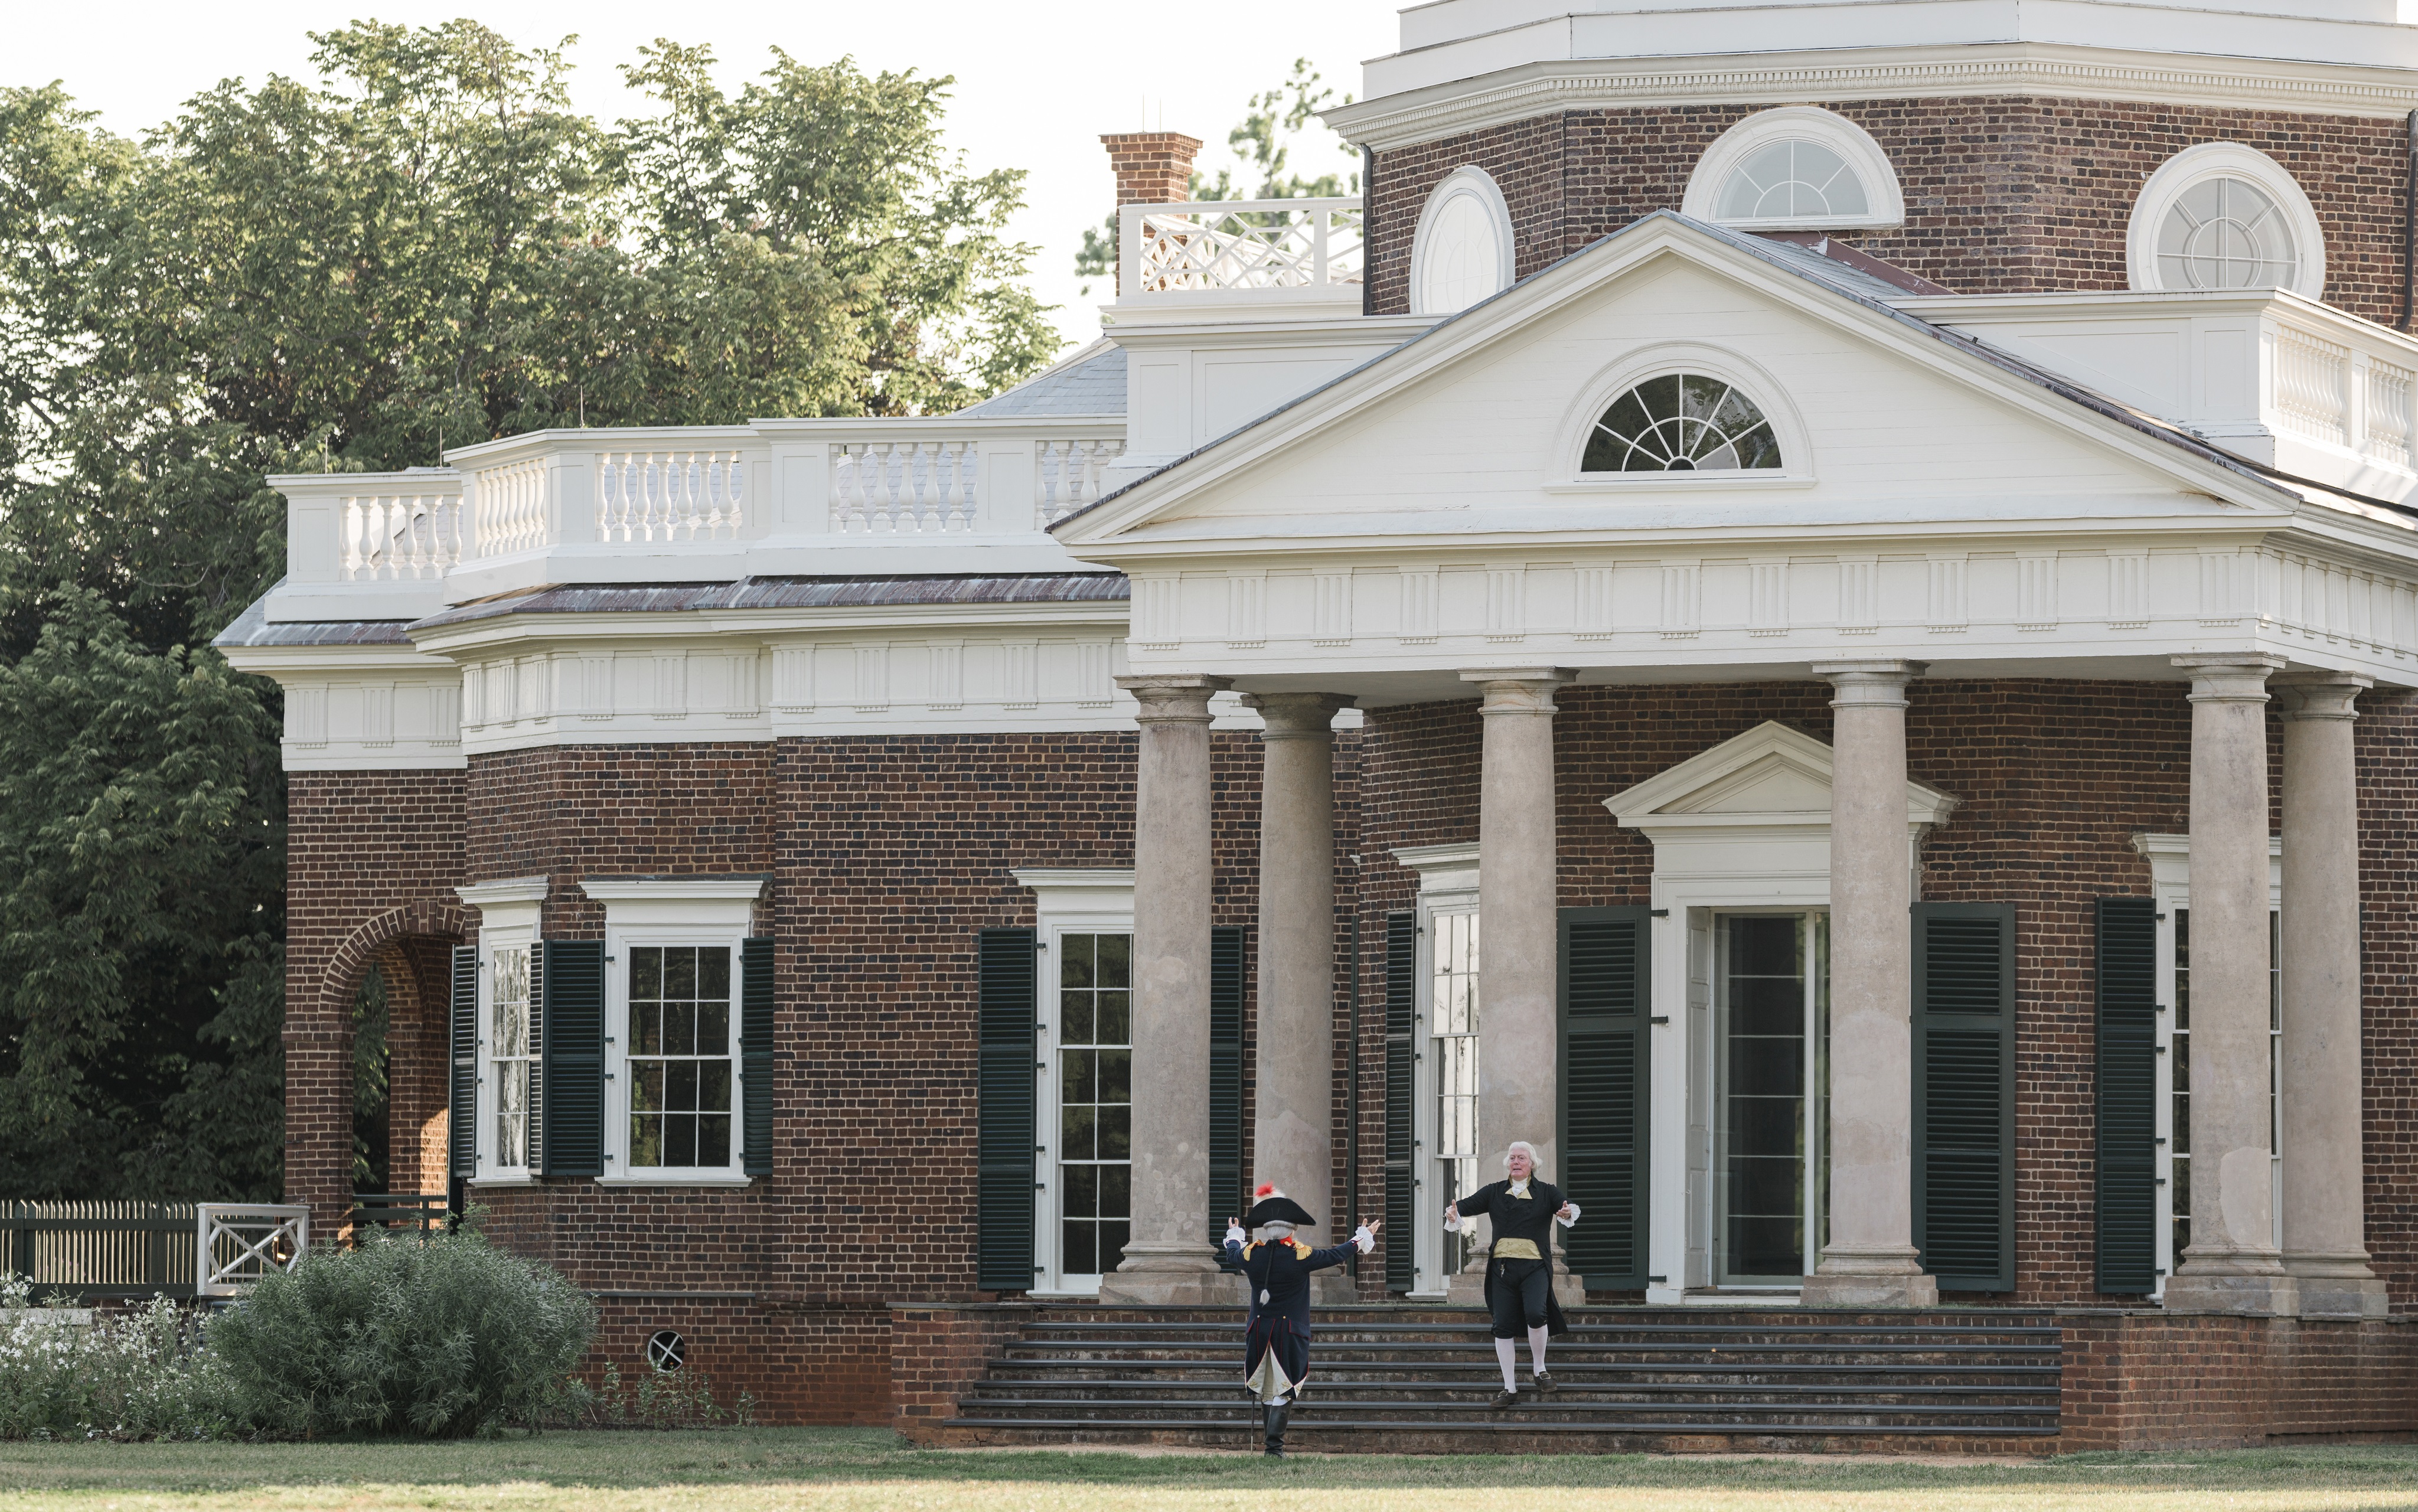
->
[2157, 177, 2298, 291]
[628, 946, 735, 1171]
[491, 946, 532, 1169]
[1432, 910, 1481, 1274]
[1058, 933, 1132, 1278]
[1583, 374, 1783, 473]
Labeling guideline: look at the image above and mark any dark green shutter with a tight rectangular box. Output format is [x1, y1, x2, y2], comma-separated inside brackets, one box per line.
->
[1912, 902, 2016, 1292]
[1383, 911, 1417, 1291]
[449, 945, 478, 1178]
[537, 940, 605, 1178]
[1559, 907, 1650, 1290]
[1209, 926, 1245, 1249]
[741, 937, 775, 1177]
[526, 942, 546, 1167]
[976, 928, 1038, 1292]
[2096, 899, 2158, 1295]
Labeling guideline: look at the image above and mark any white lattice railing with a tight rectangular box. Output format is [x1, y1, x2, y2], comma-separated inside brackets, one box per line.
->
[195, 1204, 308, 1297]
[342, 488, 465, 581]
[598, 449, 746, 541]
[1121, 197, 1363, 298]
[828, 432, 1125, 533]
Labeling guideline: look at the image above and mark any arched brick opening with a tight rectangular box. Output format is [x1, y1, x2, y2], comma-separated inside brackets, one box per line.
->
[290, 902, 467, 1234]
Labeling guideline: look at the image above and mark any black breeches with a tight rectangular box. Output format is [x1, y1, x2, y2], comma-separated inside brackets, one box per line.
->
[1489, 1259, 1550, 1338]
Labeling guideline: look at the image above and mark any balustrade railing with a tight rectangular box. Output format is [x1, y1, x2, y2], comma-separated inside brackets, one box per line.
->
[1037, 437, 1124, 524]
[342, 488, 465, 582]
[832, 439, 980, 534]
[598, 449, 746, 541]
[1121, 197, 1363, 298]
[472, 456, 552, 558]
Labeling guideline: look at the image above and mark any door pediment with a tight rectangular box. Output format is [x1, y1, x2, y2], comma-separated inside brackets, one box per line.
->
[1604, 720, 1958, 834]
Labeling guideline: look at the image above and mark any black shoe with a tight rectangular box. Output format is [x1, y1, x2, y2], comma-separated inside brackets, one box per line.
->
[1264, 1402, 1290, 1456]
[1533, 1371, 1557, 1393]
[1489, 1389, 1518, 1410]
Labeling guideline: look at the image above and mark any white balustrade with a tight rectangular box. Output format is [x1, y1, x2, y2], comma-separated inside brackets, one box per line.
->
[599, 449, 746, 542]
[1037, 437, 1124, 524]
[472, 457, 551, 559]
[2276, 325, 2351, 446]
[342, 492, 465, 581]
[2367, 358, 2415, 471]
[831, 439, 981, 534]
[1122, 198, 1364, 297]
[195, 1203, 309, 1297]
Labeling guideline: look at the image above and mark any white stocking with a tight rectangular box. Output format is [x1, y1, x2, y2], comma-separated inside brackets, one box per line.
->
[1493, 1336, 1518, 1391]
[1528, 1325, 1550, 1376]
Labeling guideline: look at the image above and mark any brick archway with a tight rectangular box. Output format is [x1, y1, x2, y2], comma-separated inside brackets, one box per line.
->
[290, 899, 468, 1229]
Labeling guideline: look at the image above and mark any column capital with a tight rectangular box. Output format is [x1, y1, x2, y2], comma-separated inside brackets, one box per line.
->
[2273, 671, 2373, 723]
[1458, 667, 1575, 715]
[1811, 659, 1927, 710]
[1241, 691, 1356, 738]
[1115, 674, 1232, 723]
[2172, 653, 2286, 703]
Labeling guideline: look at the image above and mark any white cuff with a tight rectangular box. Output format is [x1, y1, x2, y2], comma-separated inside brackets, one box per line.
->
[1557, 1203, 1581, 1227]
[1224, 1226, 1246, 1248]
[1443, 1213, 1463, 1233]
[1352, 1225, 1376, 1255]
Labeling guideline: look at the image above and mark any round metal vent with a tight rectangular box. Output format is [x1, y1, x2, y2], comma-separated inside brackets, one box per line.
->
[645, 1329, 686, 1373]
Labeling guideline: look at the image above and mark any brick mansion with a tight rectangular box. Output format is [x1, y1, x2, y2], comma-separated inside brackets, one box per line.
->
[225, 0, 2418, 1450]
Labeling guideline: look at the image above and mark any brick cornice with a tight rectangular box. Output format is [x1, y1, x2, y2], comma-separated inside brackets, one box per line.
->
[1329, 41, 2418, 152]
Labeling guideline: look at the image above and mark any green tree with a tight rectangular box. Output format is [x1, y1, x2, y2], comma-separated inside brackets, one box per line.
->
[1075, 59, 1358, 295]
[0, 22, 1059, 1200]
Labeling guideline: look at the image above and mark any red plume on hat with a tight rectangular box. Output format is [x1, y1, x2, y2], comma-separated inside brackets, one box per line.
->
[1246, 1183, 1316, 1229]
[1255, 1183, 1278, 1199]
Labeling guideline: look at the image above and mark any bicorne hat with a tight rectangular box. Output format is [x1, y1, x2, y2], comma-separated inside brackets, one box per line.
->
[1245, 1183, 1317, 1229]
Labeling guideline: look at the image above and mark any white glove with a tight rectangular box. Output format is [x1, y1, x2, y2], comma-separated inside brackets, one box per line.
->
[1224, 1224, 1246, 1248]
[1352, 1224, 1376, 1255]
[1557, 1203, 1582, 1228]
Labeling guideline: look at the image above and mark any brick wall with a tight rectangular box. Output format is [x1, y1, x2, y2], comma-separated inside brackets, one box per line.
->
[285, 770, 468, 1230]
[2058, 1312, 2418, 1449]
[1368, 99, 2411, 324]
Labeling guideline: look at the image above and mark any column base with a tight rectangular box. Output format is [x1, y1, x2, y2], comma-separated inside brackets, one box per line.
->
[1098, 1247, 1240, 1307]
[2164, 1268, 2301, 1316]
[2285, 1253, 2391, 1318]
[1800, 1246, 1939, 1309]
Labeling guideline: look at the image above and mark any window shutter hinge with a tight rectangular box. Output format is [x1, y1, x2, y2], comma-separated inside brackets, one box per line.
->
[2156, 1046, 2168, 1054]
[2156, 1177, 2168, 1186]
[1650, 1015, 1670, 1025]
[1650, 909, 1670, 917]
[1649, 1275, 1668, 1284]
[2156, 913, 2167, 922]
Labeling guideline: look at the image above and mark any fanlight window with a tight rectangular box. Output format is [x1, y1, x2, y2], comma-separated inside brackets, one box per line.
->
[1582, 374, 1783, 473]
[2156, 176, 2299, 291]
[1716, 141, 1870, 222]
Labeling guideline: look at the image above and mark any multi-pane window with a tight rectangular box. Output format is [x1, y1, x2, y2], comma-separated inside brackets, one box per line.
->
[2169, 907, 2281, 1262]
[1717, 140, 1870, 221]
[2156, 177, 2298, 292]
[491, 946, 532, 1169]
[1058, 933, 1132, 1278]
[1582, 374, 1783, 473]
[1432, 910, 1481, 1275]
[628, 946, 734, 1171]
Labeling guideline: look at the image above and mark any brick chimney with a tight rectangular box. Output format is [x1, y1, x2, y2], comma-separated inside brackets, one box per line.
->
[1100, 131, 1201, 296]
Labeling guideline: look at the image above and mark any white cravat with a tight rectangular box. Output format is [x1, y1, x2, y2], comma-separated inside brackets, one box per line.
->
[1508, 1178, 1531, 1199]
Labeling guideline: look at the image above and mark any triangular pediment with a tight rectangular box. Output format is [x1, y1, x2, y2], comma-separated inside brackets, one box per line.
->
[1053, 213, 2298, 557]
[1604, 721, 1958, 830]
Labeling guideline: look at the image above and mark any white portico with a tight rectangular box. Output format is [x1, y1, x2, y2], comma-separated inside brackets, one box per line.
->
[1058, 209, 2414, 1310]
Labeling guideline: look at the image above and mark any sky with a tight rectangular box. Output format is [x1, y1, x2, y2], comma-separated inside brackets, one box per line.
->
[9, 1, 1404, 353]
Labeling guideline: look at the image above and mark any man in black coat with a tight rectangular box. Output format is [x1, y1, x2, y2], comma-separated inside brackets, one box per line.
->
[1445, 1139, 1580, 1409]
[1223, 1184, 1377, 1457]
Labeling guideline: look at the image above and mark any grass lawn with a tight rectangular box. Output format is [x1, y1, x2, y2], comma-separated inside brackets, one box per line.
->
[1, 1429, 2416, 1510]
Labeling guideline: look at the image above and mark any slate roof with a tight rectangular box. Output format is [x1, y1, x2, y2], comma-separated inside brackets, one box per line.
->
[955, 339, 1125, 417]
[407, 573, 1130, 632]
[214, 592, 414, 648]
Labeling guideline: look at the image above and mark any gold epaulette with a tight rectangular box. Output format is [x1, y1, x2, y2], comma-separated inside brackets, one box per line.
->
[1293, 1240, 1312, 1259]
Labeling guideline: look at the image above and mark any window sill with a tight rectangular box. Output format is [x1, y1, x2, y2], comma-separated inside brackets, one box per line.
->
[1024, 1288, 1102, 1301]
[469, 1175, 537, 1188]
[593, 1174, 755, 1188]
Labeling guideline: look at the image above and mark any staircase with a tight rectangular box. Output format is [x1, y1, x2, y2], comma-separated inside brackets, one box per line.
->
[939, 1307, 2065, 1454]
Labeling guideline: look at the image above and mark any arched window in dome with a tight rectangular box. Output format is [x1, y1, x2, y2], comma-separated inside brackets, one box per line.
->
[1582, 373, 1783, 473]
[2129, 143, 2324, 299]
[1412, 166, 1515, 316]
[1682, 107, 1904, 232]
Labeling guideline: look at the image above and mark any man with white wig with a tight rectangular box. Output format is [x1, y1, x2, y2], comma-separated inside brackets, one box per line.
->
[1223, 1184, 1378, 1457]
[1445, 1140, 1580, 1408]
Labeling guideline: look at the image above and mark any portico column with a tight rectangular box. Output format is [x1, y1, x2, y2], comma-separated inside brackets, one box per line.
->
[2275, 672, 2387, 1317]
[1805, 659, 1937, 1309]
[1101, 673, 1232, 1305]
[1244, 693, 1355, 1234]
[1454, 669, 1578, 1304]
[2166, 654, 2298, 1315]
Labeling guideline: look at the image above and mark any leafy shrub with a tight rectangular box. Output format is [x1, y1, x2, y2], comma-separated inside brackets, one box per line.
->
[0, 1277, 225, 1440]
[206, 1226, 595, 1438]
[562, 1361, 756, 1431]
